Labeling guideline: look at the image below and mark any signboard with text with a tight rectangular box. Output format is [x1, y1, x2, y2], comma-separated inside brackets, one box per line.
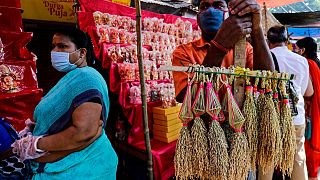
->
[111, 0, 131, 7]
[21, 0, 75, 23]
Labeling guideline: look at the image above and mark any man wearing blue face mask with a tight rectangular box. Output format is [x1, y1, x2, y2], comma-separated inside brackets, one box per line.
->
[173, 0, 274, 102]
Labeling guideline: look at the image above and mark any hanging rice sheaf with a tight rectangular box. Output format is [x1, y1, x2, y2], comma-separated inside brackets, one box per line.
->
[242, 76, 258, 175]
[257, 71, 281, 174]
[279, 73, 296, 177]
[206, 72, 229, 180]
[191, 70, 210, 179]
[222, 75, 249, 180]
[175, 76, 195, 179]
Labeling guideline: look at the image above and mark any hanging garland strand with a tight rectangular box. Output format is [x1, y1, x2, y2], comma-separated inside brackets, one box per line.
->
[242, 73, 258, 176]
[175, 74, 194, 179]
[206, 70, 229, 180]
[279, 73, 296, 177]
[191, 68, 210, 179]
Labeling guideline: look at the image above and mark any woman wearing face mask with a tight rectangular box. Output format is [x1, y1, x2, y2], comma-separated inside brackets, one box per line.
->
[10, 28, 118, 179]
[296, 37, 320, 180]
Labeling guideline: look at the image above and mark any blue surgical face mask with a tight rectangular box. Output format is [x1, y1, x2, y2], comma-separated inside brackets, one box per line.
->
[51, 50, 81, 72]
[198, 7, 226, 34]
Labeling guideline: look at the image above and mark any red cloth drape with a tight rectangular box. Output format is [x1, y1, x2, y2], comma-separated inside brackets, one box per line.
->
[0, 7, 23, 32]
[0, 31, 33, 60]
[0, 89, 42, 131]
[0, 0, 21, 8]
[305, 59, 320, 178]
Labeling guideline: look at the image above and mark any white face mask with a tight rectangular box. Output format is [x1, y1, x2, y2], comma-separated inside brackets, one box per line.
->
[51, 50, 82, 72]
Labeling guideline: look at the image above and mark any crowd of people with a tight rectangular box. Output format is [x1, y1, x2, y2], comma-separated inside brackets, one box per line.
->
[1, 0, 319, 179]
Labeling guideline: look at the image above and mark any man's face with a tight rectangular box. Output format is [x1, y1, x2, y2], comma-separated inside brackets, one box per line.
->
[197, 0, 228, 35]
[199, 0, 228, 13]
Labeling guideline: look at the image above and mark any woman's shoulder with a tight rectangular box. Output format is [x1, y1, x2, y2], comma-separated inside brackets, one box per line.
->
[73, 67, 103, 80]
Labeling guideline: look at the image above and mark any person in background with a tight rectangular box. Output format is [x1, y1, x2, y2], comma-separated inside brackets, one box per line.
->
[266, 26, 314, 180]
[172, 0, 274, 102]
[10, 28, 118, 179]
[296, 37, 320, 180]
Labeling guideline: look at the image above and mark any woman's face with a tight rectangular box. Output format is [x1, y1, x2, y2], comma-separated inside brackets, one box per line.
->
[294, 45, 305, 56]
[51, 34, 81, 64]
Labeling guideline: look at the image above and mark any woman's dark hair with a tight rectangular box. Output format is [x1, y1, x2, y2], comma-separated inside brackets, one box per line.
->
[54, 28, 103, 72]
[267, 26, 288, 44]
[296, 37, 320, 68]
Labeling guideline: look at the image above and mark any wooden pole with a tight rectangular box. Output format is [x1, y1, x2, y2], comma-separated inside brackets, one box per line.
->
[135, 0, 154, 179]
[264, 2, 268, 36]
[73, 0, 80, 28]
[233, 35, 247, 108]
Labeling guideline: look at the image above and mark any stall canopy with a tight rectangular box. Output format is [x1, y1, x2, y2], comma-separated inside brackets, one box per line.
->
[257, 0, 304, 8]
[273, 11, 320, 27]
[288, 27, 320, 38]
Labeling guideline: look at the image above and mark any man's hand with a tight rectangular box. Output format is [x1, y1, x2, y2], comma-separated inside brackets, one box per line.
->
[214, 15, 252, 49]
[228, 0, 260, 16]
[228, 0, 261, 29]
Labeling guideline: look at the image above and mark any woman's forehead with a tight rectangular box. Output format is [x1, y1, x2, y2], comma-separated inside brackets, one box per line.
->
[52, 34, 71, 43]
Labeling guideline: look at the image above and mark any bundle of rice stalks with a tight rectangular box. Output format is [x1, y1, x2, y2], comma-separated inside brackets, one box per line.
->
[242, 77, 258, 175]
[272, 72, 282, 167]
[224, 82, 249, 180]
[257, 71, 281, 174]
[191, 72, 210, 179]
[206, 74, 229, 180]
[278, 73, 296, 177]
[175, 80, 194, 179]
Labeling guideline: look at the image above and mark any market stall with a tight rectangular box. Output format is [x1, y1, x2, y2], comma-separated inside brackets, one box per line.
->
[76, 0, 301, 179]
[0, 0, 42, 131]
[77, 0, 201, 179]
